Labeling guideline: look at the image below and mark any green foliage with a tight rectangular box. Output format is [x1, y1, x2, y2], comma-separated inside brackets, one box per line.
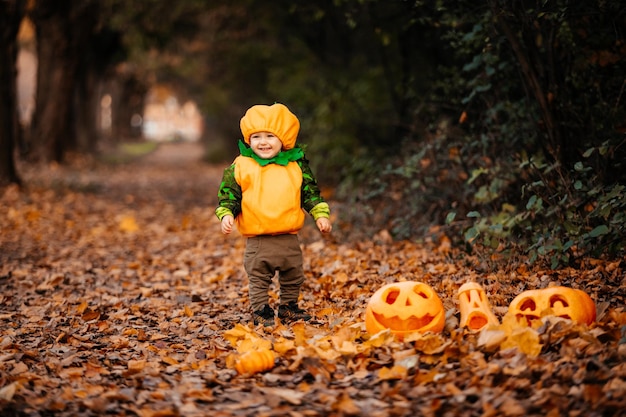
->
[414, 0, 623, 267]
[331, 0, 626, 267]
[445, 1, 626, 267]
[457, 144, 626, 269]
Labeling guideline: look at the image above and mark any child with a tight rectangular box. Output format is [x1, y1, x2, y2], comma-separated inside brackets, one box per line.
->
[216, 103, 332, 327]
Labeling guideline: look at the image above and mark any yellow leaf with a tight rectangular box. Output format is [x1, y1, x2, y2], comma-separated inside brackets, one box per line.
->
[334, 272, 349, 283]
[76, 301, 88, 314]
[414, 368, 440, 384]
[501, 327, 542, 357]
[223, 323, 252, 343]
[499, 312, 528, 334]
[73, 390, 90, 399]
[119, 215, 139, 232]
[223, 324, 272, 353]
[292, 322, 308, 346]
[337, 340, 359, 356]
[317, 307, 340, 316]
[312, 344, 342, 361]
[330, 325, 360, 350]
[225, 353, 238, 370]
[273, 339, 295, 354]
[183, 305, 194, 317]
[378, 365, 408, 380]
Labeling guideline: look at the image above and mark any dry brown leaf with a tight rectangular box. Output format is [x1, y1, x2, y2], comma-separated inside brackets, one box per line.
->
[332, 392, 361, 415]
[0, 382, 19, 401]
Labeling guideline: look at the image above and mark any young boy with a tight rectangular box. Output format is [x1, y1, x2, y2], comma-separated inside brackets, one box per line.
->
[216, 103, 332, 327]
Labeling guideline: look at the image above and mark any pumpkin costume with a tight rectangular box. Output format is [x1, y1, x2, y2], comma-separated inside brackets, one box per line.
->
[216, 103, 331, 326]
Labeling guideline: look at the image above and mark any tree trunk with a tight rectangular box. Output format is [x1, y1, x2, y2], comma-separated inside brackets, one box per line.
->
[0, 0, 25, 187]
[27, 0, 78, 163]
[71, 0, 102, 154]
[113, 73, 147, 142]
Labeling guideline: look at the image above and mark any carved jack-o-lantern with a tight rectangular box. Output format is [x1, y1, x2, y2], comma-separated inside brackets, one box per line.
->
[365, 281, 445, 338]
[507, 286, 596, 326]
[457, 282, 500, 331]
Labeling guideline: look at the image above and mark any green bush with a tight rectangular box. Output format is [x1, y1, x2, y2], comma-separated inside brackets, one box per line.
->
[333, 0, 626, 268]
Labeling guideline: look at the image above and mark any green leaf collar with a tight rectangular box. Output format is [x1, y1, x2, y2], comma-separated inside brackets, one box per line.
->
[238, 140, 304, 166]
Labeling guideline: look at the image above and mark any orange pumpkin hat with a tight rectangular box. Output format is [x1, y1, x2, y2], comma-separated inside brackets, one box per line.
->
[240, 103, 300, 150]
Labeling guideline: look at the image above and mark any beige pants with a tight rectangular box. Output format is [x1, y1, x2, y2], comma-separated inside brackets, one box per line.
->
[244, 234, 304, 312]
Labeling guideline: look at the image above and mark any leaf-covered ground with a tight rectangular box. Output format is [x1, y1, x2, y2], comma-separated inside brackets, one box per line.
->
[1, 142, 625, 416]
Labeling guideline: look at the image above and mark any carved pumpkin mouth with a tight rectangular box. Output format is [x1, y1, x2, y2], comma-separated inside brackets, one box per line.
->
[465, 313, 488, 330]
[372, 312, 436, 331]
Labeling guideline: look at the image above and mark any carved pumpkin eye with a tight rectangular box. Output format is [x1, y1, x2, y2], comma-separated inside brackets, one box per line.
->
[384, 286, 428, 304]
[384, 288, 401, 304]
[549, 294, 571, 319]
[365, 281, 445, 339]
[518, 298, 536, 312]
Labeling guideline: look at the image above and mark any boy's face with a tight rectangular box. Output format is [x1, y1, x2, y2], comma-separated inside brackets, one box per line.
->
[249, 132, 282, 159]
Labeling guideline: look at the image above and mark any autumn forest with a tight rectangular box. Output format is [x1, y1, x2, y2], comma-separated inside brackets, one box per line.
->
[1, 1, 626, 416]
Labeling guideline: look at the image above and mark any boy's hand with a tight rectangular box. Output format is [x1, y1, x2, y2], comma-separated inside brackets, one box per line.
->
[316, 217, 332, 234]
[221, 215, 234, 234]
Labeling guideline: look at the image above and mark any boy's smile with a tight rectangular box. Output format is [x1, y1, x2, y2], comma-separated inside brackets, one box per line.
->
[250, 132, 283, 159]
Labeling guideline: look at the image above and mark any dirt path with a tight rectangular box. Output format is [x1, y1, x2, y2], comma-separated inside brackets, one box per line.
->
[139, 141, 206, 166]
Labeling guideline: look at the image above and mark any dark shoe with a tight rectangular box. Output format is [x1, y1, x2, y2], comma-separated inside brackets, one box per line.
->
[278, 301, 311, 323]
[253, 304, 275, 327]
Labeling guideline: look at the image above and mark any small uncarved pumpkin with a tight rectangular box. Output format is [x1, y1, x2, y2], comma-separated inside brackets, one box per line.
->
[457, 282, 500, 331]
[365, 281, 445, 338]
[507, 286, 596, 326]
[235, 349, 276, 375]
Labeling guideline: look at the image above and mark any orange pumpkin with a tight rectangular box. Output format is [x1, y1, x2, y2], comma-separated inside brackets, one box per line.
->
[507, 286, 596, 326]
[235, 349, 276, 375]
[457, 282, 500, 331]
[365, 281, 445, 338]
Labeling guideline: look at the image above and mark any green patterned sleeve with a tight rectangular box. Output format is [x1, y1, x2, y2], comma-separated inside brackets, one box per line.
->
[216, 164, 241, 220]
[298, 156, 329, 216]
